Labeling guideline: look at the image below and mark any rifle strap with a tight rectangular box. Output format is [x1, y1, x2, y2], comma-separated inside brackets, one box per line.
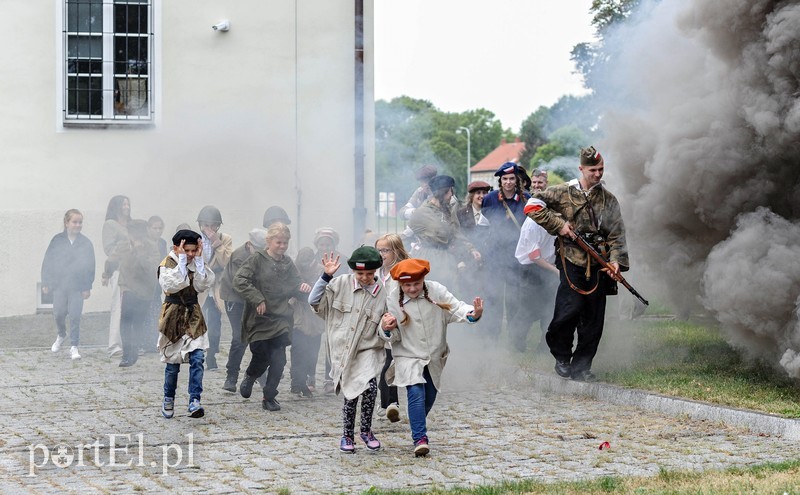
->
[501, 199, 522, 230]
[558, 237, 599, 296]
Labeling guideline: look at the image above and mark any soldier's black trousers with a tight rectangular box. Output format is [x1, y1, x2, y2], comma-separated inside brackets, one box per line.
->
[546, 257, 607, 374]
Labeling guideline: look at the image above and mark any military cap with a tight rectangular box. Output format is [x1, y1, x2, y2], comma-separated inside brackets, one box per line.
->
[172, 229, 202, 246]
[467, 180, 491, 193]
[580, 146, 603, 166]
[347, 246, 383, 271]
[494, 162, 520, 177]
[390, 258, 431, 282]
[428, 175, 456, 192]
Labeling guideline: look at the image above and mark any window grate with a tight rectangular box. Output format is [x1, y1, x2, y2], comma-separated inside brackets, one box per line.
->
[63, 0, 153, 122]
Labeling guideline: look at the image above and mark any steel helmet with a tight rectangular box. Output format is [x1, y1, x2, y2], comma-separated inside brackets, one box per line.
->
[197, 205, 223, 224]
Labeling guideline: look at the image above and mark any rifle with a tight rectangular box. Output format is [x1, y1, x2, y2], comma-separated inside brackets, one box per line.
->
[572, 231, 649, 306]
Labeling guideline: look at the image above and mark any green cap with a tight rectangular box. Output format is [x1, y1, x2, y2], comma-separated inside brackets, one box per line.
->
[347, 246, 382, 271]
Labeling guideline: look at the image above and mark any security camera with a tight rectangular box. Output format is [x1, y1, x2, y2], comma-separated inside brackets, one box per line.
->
[212, 20, 230, 32]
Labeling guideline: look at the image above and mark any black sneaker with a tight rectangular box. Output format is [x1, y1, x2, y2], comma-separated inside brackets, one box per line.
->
[554, 360, 572, 378]
[262, 398, 281, 411]
[222, 376, 237, 393]
[239, 374, 256, 398]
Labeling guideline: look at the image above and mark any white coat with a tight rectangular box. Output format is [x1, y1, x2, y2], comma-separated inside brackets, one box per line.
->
[381, 280, 474, 391]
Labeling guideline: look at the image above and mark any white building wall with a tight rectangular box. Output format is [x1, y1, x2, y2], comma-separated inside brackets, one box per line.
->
[0, 0, 374, 316]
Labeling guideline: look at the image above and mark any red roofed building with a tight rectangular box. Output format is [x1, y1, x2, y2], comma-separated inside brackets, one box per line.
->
[470, 138, 526, 183]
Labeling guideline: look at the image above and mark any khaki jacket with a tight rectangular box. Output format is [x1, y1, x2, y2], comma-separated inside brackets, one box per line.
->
[529, 179, 629, 270]
[313, 275, 387, 400]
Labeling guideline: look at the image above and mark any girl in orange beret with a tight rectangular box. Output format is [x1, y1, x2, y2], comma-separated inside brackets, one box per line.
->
[380, 258, 483, 456]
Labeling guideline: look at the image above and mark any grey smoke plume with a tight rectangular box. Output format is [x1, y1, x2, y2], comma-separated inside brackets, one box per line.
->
[593, 0, 800, 374]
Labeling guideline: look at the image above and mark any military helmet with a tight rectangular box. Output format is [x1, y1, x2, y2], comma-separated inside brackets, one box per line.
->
[197, 205, 223, 224]
[262, 206, 291, 227]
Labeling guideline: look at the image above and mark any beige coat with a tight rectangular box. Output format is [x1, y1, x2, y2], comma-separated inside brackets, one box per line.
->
[381, 281, 474, 391]
[198, 232, 233, 311]
[312, 275, 387, 400]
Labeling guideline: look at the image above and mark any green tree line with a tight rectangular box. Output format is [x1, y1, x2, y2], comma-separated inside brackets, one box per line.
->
[375, 0, 641, 202]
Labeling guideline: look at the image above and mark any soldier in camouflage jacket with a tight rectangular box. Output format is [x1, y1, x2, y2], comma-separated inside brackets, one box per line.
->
[526, 146, 629, 382]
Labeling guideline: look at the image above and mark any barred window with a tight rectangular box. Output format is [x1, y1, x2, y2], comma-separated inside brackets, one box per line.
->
[63, 0, 153, 122]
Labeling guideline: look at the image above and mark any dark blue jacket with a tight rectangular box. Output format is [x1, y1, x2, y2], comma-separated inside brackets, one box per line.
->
[481, 190, 531, 264]
[41, 232, 96, 292]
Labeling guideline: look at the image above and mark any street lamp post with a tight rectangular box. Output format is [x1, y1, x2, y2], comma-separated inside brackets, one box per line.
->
[456, 126, 471, 187]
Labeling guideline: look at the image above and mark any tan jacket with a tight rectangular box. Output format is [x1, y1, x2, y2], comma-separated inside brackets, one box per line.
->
[312, 275, 387, 400]
[198, 232, 233, 310]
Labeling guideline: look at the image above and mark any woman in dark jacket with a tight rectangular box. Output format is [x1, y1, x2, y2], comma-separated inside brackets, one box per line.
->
[41, 209, 96, 360]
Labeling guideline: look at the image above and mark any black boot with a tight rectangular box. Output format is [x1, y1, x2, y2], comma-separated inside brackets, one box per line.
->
[239, 374, 256, 398]
[222, 374, 237, 393]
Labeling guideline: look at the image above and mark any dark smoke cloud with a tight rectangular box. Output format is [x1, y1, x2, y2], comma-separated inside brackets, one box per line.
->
[592, 0, 800, 374]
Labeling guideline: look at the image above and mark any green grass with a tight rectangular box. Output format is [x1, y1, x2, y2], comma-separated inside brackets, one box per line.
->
[515, 316, 800, 417]
[359, 459, 800, 494]
[595, 319, 800, 417]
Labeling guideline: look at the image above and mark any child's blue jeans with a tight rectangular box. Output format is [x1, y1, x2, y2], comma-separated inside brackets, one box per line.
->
[163, 349, 205, 402]
[405, 366, 438, 443]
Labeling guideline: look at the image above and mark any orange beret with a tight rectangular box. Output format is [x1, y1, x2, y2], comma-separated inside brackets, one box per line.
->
[390, 258, 430, 282]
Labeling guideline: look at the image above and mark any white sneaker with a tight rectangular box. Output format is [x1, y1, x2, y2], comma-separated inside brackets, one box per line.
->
[386, 403, 401, 423]
[51, 335, 65, 352]
[70, 346, 81, 360]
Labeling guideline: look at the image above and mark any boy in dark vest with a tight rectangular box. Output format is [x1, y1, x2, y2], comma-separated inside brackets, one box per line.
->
[157, 229, 215, 418]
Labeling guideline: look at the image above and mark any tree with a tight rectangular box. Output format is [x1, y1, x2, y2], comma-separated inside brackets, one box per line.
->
[530, 126, 589, 170]
[572, 0, 642, 89]
[375, 98, 510, 205]
[518, 106, 550, 169]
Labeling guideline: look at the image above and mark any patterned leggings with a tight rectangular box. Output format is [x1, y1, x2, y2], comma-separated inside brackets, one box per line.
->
[342, 378, 378, 438]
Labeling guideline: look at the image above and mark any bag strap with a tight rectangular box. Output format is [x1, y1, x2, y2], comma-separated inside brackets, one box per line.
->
[501, 198, 522, 230]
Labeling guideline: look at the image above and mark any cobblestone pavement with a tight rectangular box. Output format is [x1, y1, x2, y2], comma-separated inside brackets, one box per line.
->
[2, 314, 800, 494]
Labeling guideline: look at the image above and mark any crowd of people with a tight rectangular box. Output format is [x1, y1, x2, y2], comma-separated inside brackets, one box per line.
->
[39, 145, 628, 455]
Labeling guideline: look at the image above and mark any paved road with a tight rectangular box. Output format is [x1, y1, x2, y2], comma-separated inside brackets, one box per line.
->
[1, 314, 799, 494]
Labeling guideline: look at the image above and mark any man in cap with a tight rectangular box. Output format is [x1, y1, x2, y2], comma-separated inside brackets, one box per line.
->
[479, 162, 531, 342]
[526, 146, 629, 382]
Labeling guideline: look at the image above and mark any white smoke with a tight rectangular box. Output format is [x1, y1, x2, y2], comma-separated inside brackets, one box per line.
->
[592, 0, 800, 374]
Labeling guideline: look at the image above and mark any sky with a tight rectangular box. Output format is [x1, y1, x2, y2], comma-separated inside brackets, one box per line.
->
[373, 1, 597, 132]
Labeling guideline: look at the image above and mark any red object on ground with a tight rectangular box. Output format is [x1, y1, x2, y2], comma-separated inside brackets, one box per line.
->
[599, 441, 610, 450]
